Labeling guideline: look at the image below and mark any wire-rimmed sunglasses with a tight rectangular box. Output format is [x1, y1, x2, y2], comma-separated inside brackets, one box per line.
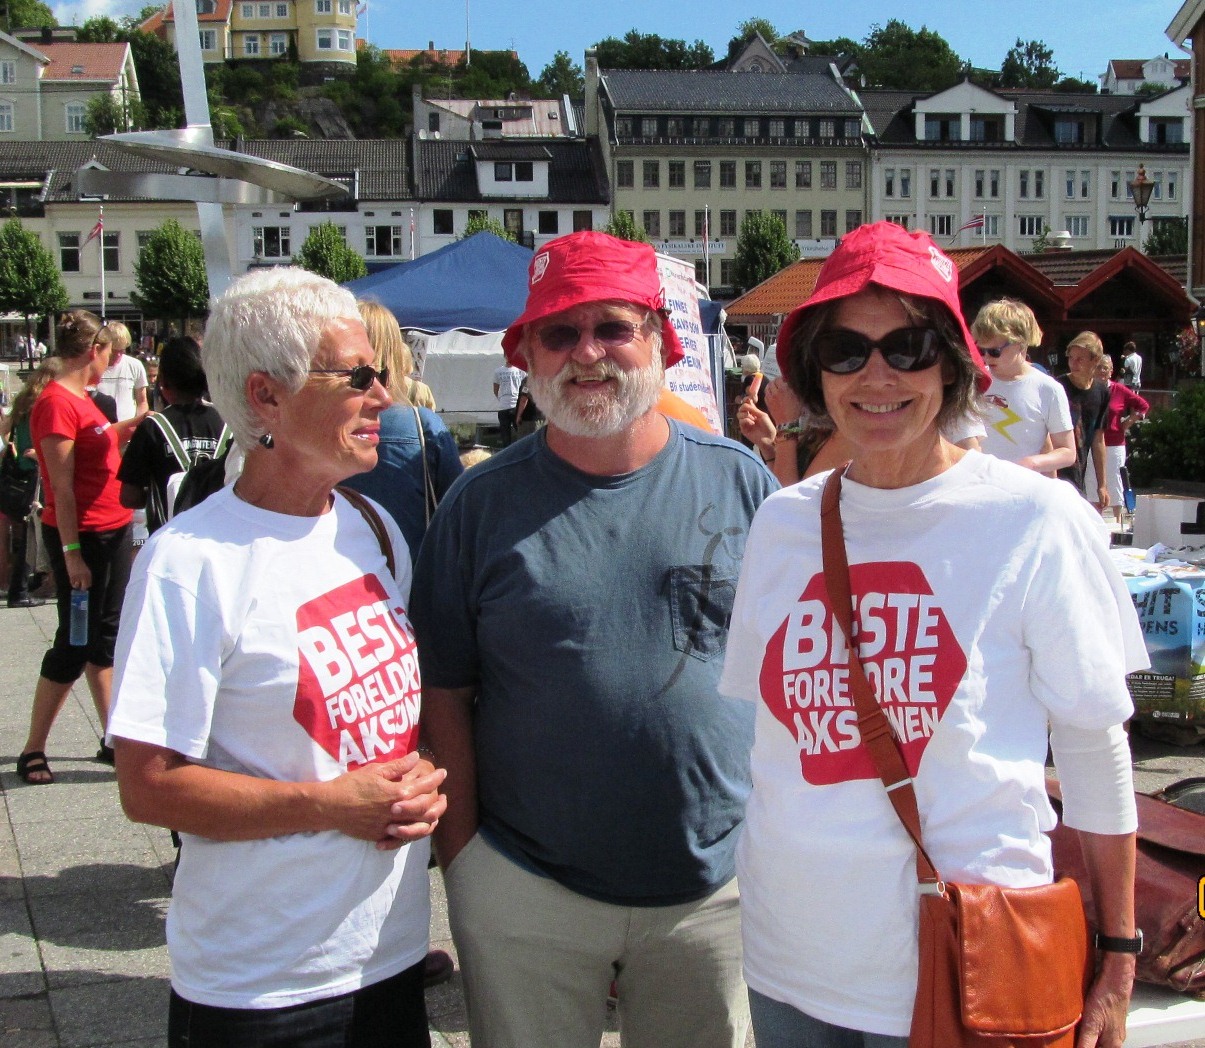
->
[535, 319, 643, 353]
[813, 327, 943, 375]
[308, 364, 389, 391]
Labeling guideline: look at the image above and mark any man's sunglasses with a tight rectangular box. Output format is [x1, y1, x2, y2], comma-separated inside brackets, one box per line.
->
[308, 364, 389, 391]
[813, 327, 943, 375]
[535, 319, 642, 353]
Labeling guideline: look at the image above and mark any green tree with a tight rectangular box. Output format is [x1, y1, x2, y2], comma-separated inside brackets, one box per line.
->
[84, 94, 125, 136]
[295, 221, 368, 283]
[857, 20, 962, 91]
[733, 210, 799, 293]
[999, 39, 1060, 89]
[1144, 218, 1189, 256]
[536, 51, 584, 98]
[593, 30, 714, 70]
[77, 15, 122, 41]
[604, 210, 649, 243]
[0, 0, 54, 30]
[132, 220, 209, 328]
[462, 213, 516, 242]
[455, 51, 533, 98]
[0, 219, 66, 334]
[807, 36, 862, 60]
[1128, 382, 1205, 487]
[1053, 76, 1097, 93]
[1136, 82, 1175, 97]
[725, 17, 780, 61]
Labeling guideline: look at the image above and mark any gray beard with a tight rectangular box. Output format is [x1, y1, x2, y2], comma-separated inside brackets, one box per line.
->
[527, 354, 664, 438]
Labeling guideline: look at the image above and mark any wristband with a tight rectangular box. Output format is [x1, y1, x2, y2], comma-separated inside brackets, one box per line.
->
[62, 543, 81, 553]
[1095, 930, 1143, 954]
[776, 422, 805, 437]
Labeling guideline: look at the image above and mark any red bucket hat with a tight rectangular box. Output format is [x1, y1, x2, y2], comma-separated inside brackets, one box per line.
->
[775, 222, 989, 392]
[501, 231, 686, 370]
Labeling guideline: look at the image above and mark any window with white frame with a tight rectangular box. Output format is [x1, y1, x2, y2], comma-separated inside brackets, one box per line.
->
[885, 168, 895, 197]
[1152, 171, 1163, 200]
[244, 35, 260, 55]
[795, 160, 811, 188]
[982, 215, 999, 237]
[929, 168, 940, 198]
[1066, 215, 1089, 238]
[795, 210, 812, 238]
[337, 29, 352, 49]
[1109, 216, 1134, 238]
[989, 170, 999, 198]
[339, 0, 352, 12]
[315, 0, 331, 11]
[928, 214, 953, 237]
[1017, 215, 1044, 237]
[240, 2, 254, 16]
[253, 225, 290, 258]
[820, 210, 837, 237]
[316, 28, 332, 48]
[768, 118, 785, 137]
[65, 102, 85, 134]
[1034, 170, 1045, 199]
[1019, 171, 1029, 199]
[1123, 170, 1135, 200]
[103, 231, 119, 273]
[1110, 171, 1122, 199]
[0, 102, 12, 132]
[270, 32, 287, 54]
[975, 169, 985, 198]
[818, 119, 835, 139]
[1168, 171, 1179, 200]
[846, 161, 862, 190]
[666, 117, 684, 137]
[1080, 170, 1090, 198]
[276, 2, 288, 14]
[199, 29, 217, 50]
[945, 169, 955, 197]
[885, 214, 910, 229]
[258, 2, 271, 16]
[0, 61, 14, 84]
[58, 232, 80, 272]
[640, 117, 657, 137]
[899, 169, 911, 198]
[366, 225, 403, 255]
[1065, 170, 1076, 199]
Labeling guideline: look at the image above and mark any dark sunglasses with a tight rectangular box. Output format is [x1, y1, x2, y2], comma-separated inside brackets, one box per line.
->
[813, 327, 943, 375]
[976, 342, 1015, 359]
[308, 364, 389, 391]
[535, 319, 642, 353]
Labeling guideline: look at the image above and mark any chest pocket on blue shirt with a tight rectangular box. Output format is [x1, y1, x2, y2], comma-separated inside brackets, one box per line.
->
[669, 564, 738, 661]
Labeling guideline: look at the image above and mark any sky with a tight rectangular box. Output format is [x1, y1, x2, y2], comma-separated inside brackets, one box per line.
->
[59, 0, 1187, 88]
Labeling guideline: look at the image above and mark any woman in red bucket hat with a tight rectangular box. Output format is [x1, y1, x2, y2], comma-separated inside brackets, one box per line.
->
[718, 221, 1145, 1048]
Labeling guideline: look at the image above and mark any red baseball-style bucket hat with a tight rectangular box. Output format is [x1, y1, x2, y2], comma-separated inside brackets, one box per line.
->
[501, 231, 686, 369]
[775, 221, 989, 391]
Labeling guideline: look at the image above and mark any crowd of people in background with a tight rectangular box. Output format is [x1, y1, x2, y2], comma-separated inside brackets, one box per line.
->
[0, 224, 1148, 1048]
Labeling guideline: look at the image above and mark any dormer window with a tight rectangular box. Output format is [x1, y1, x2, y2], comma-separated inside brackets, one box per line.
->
[1150, 119, 1184, 144]
[1055, 119, 1086, 145]
[969, 117, 1002, 142]
[924, 115, 958, 142]
[71, 65, 85, 75]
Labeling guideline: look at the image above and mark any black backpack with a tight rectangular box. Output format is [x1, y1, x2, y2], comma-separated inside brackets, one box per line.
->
[171, 432, 233, 516]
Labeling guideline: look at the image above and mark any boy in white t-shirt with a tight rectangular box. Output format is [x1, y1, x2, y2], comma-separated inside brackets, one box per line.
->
[971, 298, 1075, 473]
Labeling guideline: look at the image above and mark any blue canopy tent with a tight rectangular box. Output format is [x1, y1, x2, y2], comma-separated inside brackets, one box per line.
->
[344, 232, 533, 334]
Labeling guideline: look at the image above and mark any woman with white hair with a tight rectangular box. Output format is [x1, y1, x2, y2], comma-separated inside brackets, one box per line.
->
[108, 268, 447, 1048]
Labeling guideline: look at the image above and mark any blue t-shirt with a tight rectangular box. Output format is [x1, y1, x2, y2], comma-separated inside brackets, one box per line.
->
[343, 404, 463, 566]
[410, 421, 778, 905]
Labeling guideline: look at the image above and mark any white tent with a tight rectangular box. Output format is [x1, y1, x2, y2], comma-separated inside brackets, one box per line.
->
[407, 329, 507, 426]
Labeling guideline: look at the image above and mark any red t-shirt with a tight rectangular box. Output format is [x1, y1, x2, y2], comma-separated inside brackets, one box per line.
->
[1102, 381, 1150, 447]
[32, 381, 132, 532]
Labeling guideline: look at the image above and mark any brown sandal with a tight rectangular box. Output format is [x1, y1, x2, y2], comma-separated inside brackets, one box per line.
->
[17, 750, 53, 785]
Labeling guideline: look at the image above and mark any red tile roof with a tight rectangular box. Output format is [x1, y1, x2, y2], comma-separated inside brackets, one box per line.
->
[39, 42, 129, 83]
[1109, 58, 1190, 80]
[370, 45, 519, 67]
[139, 0, 234, 31]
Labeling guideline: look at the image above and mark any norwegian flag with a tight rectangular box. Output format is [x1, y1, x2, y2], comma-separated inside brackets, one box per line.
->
[83, 211, 103, 247]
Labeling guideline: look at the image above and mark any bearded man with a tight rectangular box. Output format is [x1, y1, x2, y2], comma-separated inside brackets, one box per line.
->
[409, 231, 777, 1048]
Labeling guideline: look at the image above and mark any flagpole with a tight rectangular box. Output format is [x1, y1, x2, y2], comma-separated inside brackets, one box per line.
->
[702, 205, 710, 291]
[97, 206, 105, 320]
[409, 207, 416, 260]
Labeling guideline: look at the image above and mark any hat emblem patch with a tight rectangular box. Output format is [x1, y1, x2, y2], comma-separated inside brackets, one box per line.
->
[531, 252, 550, 284]
[928, 246, 953, 283]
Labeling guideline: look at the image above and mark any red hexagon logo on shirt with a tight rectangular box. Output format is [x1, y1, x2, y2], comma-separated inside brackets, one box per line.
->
[758, 562, 966, 785]
[293, 574, 421, 770]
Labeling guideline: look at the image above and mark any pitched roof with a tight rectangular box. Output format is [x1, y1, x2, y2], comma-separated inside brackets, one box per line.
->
[425, 97, 570, 136]
[141, 1, 234, 28]
[600, 69, 859, 114]
[414, 137, 608, 203]
[376, 47, 518, 67]
[39, 42, 130, 83]
[469, 143, 552, 161]
[1108, 58, 1189, 80]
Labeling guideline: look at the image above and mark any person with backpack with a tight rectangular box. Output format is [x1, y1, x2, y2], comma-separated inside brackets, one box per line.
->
[118, 337, 227, 534]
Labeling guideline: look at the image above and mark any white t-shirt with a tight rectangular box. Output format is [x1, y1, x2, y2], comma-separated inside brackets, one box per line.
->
[98, 353, 148, 421]
[978, 367, 1072, 464]
[719, 453, 1145, 1037]
[493, 364, 524, 410]
[109, 488, 429, 1009]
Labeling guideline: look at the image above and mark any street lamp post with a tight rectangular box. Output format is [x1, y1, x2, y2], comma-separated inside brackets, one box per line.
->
[1129, 165, 1154, 247]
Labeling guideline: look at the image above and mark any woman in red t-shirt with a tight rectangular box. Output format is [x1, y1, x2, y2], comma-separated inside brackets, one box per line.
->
[17, 312, 138, 785]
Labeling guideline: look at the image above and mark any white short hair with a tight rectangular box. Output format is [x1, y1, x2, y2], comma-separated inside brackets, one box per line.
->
[203, 267, 360, 450]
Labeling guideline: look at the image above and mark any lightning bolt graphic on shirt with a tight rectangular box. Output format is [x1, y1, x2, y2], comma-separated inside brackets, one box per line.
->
[992, 406, 1023, 443]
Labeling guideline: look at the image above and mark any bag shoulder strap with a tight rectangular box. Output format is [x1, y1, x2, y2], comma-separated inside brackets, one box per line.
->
[147, 412, 192, 473]
[820, 467, 943, 888]
[336, 485, 396, 579]
[411, 406, 437, 527]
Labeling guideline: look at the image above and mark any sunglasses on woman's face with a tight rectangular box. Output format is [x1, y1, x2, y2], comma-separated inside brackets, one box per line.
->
[534, 319, 642, 353]
[308, 364, 389, 391]
[813, 327, 943, 375]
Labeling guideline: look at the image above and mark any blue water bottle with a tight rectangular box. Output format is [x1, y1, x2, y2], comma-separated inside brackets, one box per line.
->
[69, 589, 88, 646]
